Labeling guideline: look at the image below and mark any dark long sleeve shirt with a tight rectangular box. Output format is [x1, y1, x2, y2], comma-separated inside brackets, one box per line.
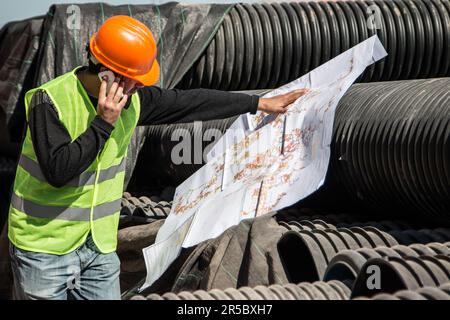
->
[28, 80, 259, 188]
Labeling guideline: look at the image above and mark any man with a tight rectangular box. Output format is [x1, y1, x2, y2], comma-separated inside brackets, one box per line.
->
[8, 16, 308, 300]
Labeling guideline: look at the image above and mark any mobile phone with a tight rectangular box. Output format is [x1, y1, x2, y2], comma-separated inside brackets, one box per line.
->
[98, 70, 116, 93]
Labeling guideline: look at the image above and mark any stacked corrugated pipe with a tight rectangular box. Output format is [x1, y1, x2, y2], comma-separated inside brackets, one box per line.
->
[351, 254, 450, 297]
[278, 218, 415, 232]
[132, 1, 450, 223]
[131, 281, 351, 300]
[279, 221, 450, 244]
[122, 208, 450, 300]
[355, 284, 450, 300]
[135, 77, 450, 222]
[124, 0, 450, 300]
[274, 213, 450, 298]
[323, 242, 450, 289]
[133, 282, 450, 300]
[177, 0, 450, 90]
[121, 192, 172, 218]
[327, 78, 450, 222]
[133, 116, 237, 187]
[119, 192, 172, 228]
[277, 218, 450, 283]
[136, 0, 450, 191]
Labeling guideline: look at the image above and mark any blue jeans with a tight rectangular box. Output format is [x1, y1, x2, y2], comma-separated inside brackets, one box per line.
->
[9, 235, 121, 300]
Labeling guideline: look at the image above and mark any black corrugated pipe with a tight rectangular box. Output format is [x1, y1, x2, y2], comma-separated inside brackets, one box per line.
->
[351, 255, 450, 298]
[129, 116, 238, 188]
[130, 78, 449, 224]
[355, 284, 450, 300]
[276, 212, 417, 231]
[276, 225, 449, 283]
[176, 0, 450, 90]
[324, 78, 450, 223]
[323, 242, 450, 288]
[129, 281, 351, 300]
[277, 228, 399, 283]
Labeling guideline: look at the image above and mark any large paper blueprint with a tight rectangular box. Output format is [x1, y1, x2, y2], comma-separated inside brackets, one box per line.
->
[140, 36, 387, 291]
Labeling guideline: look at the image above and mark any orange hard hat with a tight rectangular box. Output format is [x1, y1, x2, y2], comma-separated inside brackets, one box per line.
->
[90, 15, 160, 86]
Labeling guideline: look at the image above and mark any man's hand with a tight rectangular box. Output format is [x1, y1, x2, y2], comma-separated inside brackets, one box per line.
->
[257, 88, 310, 114]
[97, 76, 129, 125]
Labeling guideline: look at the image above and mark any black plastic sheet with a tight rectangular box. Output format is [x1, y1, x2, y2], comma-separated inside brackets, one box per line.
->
[0, 16, 44, 142]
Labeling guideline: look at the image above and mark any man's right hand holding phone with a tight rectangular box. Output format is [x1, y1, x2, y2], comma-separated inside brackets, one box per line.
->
[97, 76, 129, 125]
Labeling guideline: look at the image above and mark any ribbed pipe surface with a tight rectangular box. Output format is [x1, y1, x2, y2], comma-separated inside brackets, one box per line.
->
[177, 0, 450, 90]
[328, 78, 450, 221]
[323, 242, 450, 286]
[130, 281, 351, 300]
[355, 283, 450, 300]
[351, 254, 450, 297]
[134, 78, 450, 223]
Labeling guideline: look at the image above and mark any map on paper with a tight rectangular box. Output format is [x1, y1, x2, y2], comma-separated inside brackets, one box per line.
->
[140, 36, 387, 291]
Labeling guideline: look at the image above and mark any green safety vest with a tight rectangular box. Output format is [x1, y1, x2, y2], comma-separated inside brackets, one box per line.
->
[8, 67, 140, 255]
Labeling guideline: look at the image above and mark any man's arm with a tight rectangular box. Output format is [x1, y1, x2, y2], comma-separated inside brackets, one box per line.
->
[28, 91, 114, 188]
[136, 87, 259, 126]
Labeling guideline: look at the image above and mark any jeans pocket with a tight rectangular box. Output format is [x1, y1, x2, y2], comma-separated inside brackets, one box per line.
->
[10, 244, 59, 267]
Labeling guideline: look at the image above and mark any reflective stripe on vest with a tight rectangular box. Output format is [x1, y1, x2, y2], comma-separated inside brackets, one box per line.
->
[18, 155, 126, 187]
[10, 192, 121, 221]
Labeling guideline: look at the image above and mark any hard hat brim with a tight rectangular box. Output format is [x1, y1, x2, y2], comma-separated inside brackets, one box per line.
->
[134, 59, 160, 86]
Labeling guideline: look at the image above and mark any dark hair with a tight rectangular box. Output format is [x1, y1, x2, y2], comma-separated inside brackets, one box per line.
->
[85, 42, 103, 74]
